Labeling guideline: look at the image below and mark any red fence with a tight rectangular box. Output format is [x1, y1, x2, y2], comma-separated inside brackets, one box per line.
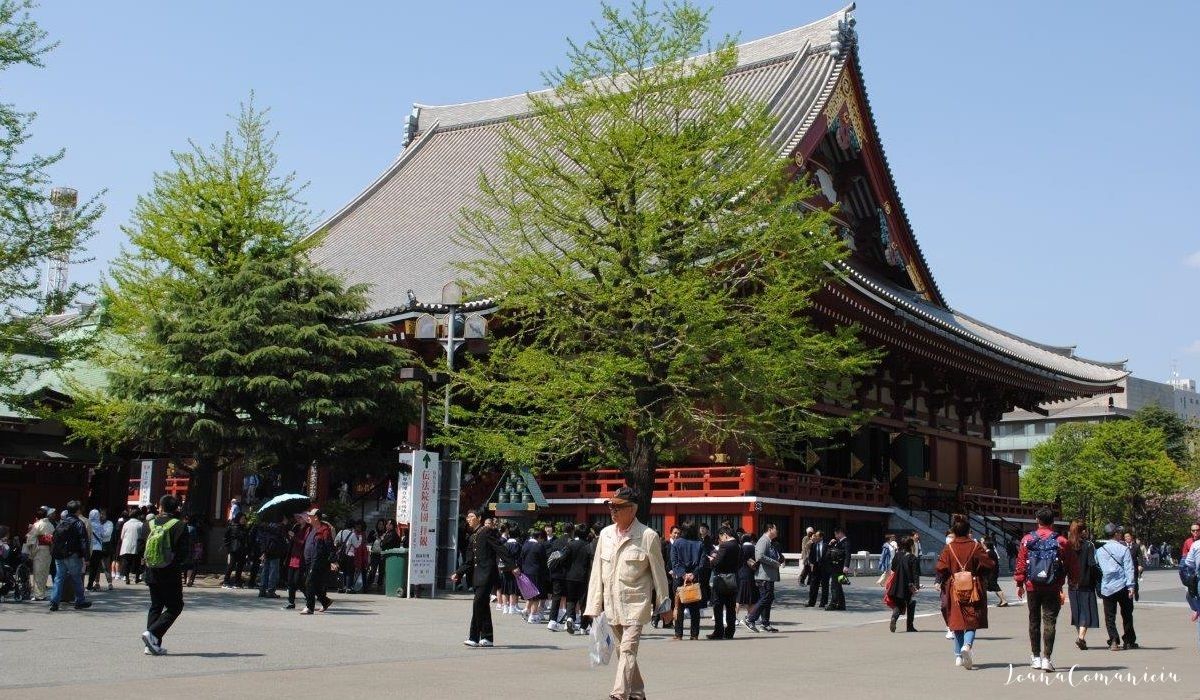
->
[537, 465, 889, 508]
[964, 492, 1058, 521]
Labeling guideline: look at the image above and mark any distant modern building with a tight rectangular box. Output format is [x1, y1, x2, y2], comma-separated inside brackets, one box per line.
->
[994, 375, 1200, 467]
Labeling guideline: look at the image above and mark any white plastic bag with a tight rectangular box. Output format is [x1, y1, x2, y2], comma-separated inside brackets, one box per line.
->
[588, 611, 615, 667]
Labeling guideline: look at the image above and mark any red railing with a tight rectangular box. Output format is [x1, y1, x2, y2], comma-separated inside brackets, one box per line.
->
[537, 465, 888, 507]
[753, 467, 890, 508]
[963, 493, 1057, 521]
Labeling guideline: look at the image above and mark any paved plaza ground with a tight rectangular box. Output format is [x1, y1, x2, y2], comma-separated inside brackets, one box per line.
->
[1, 568, 1196, 699]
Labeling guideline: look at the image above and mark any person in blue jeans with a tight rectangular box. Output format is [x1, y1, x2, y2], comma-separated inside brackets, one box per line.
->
[935, 514, 994, 670]
[49, 501, 92, 611]
[256, 517, 286, 598]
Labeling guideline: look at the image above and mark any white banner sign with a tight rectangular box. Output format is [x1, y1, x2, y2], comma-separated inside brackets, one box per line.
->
[395, 466, 412, 525]
[138, 460, 154, 507]
[408, 450, 439, 586]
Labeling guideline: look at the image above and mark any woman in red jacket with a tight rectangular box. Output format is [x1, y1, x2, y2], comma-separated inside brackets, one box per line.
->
[935, 514, 993, 670]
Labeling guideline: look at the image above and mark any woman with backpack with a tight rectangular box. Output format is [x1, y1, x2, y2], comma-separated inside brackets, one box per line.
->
[887, 536, 920, 633]
[935, 514, 993, 670]
[1066, 520, 1100, 650]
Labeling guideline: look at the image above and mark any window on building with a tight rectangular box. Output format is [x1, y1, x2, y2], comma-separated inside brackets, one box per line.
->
[1024, 424, 1036, 436]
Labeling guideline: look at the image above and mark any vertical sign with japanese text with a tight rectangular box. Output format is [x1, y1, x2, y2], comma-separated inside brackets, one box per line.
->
[395, 462, 412, 525]
[407, 450, 439, 586]
[138, 460, 154, 507]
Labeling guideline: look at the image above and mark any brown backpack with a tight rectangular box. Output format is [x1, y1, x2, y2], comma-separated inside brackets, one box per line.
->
[948, 542, 980, 604]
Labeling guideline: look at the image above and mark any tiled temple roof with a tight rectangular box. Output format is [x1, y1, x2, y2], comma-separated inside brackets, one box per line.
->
[312, 4, 1123, 390]
[840, 262, 1127, 386]
[312, 6, 854, 308]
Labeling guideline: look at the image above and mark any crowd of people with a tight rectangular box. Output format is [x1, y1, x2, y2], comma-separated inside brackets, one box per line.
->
[3, 489, 1198, 698]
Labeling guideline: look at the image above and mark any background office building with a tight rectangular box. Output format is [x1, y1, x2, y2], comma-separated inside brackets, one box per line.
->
[994, 375, 1200, 468]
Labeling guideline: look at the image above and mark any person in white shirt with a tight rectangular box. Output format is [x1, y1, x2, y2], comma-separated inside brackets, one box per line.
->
[86, 509, 114, 591]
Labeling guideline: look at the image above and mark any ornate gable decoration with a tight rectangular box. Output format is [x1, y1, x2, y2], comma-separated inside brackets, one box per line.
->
[823, 72, 868, 151]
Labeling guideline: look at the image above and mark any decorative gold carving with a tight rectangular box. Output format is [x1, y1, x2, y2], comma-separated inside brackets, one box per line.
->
[793, 151, 805, 169]
[882, 200, 892, 215]
[822, 72, 868, 146]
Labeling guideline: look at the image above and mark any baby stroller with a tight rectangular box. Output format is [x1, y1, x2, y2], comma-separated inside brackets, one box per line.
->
[1, 544, 33, 602]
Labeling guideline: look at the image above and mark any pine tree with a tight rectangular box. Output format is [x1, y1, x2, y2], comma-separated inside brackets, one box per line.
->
[452, 2, 879, 521]
[78, 103, 414, 514]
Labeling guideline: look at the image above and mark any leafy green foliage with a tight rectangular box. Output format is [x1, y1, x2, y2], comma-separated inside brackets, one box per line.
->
[1023, 419, 1190, 539]
[451, 2, 878, 519]
[71, 103, 415, 501]
[0, 0, 102, 395]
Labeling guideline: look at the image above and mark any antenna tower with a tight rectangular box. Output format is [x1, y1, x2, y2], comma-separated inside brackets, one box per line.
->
[45, 186, 77, 311]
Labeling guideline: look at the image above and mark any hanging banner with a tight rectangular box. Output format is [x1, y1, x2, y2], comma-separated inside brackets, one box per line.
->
[407, 450, 439, 587]
[138, 460, 154, 507]
[396, 456, 415, 523]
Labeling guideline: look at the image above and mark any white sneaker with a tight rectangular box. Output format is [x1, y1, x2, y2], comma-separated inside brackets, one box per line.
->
[462, 639, 479, 647]
[1042, 658, 1055, 673]
[955, 656, 963, 667]
[945, 629, 955, 639]
[478, 639, 493, 647]
[1030, 655, 1043, 670]
[960, 646, 973, 670]
[547, 620, 562, 632]
[141, 631, 163, 656]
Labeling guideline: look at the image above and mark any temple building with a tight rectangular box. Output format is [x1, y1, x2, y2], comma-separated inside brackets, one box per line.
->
[312, 6, 1125, 548]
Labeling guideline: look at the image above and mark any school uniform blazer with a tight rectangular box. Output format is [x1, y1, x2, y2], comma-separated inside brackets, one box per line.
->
[584, 519, 671, 627]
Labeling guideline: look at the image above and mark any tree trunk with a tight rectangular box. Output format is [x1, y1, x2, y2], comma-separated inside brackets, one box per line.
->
[624, 434, 658, 526]
[187, 453, 218, 523]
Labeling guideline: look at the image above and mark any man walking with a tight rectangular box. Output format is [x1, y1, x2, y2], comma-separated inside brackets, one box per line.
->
[1014, 508, 1077, 672]
[452, 509, 518, 647]
[585, 487, 672, 700]
[743, 523, 781, 632]
[25, 507, 54, 601]
[828, 528, 851, 610]
[300, 509, 334, 614]
[806, 530, 830, 607]
[1097, 525, 1137, 651]
[141, 495, 189, 655]
[48, 501, 91, 611]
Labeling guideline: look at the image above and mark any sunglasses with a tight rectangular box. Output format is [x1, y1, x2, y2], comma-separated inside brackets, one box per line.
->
[607, 503, 634, 511]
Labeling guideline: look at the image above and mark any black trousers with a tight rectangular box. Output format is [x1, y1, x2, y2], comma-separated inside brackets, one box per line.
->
[1026, 588, 1062, 657]
[808, 571, 830, 606]
[147, 573, 185, 642]
[891, 598, 916, 629]
[286, 566, 302, 605]
[469, 583, 494, 642]
[367, 554, 383, 590]
[1102, 589, 1136, 646]
[830, 574, 846, 609]
[304, 559, 331, 611]
[224, 553, 246, 584]
[712, 590, 736, 638]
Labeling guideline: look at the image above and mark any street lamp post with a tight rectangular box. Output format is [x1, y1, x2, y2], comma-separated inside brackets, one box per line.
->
[409, 281, 487, 589]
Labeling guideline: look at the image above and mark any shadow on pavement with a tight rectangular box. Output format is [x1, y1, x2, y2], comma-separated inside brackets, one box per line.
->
[167, 652, 266, 658]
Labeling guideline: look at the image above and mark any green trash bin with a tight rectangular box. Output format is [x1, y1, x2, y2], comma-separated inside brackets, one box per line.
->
[383, 548, 409, 597]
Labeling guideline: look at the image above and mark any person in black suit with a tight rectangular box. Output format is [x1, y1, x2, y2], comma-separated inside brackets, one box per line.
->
[806, 530, 830, 607]
[827, 528, 850, 611]
[452, 510, 519, 647]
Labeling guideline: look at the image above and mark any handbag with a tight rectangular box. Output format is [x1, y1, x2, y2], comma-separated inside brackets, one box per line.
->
[676, 581, 702, 605]
[713, 572, 737, 597]
[948, 542, 980, 604]
[882, 570, 897, 609]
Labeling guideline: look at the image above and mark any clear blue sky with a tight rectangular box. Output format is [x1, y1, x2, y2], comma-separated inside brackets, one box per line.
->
[9, 1, 1200, 383]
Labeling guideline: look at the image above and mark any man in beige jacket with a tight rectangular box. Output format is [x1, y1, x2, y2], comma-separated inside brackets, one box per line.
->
[585, 487, 672, 700]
